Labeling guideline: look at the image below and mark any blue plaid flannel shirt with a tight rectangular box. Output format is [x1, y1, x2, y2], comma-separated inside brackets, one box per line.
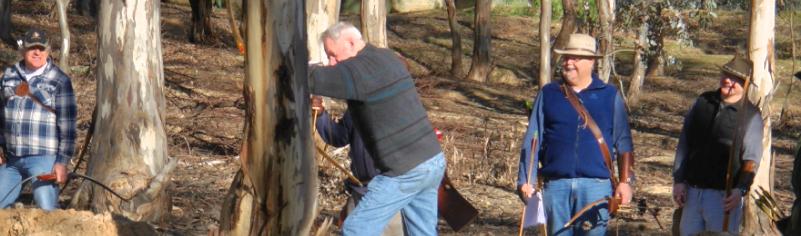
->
[1, 60, 77, 164]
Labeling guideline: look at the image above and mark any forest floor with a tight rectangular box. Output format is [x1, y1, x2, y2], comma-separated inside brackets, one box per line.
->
[0, 2, 799, 235]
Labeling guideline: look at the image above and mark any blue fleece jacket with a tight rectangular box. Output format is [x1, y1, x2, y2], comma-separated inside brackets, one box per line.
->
[517, 75, 633, 187]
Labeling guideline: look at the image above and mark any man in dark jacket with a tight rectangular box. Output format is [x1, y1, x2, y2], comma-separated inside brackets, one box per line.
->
[309, 22, 444, 235]
[517, 34, 635, 235]
[312, 96, 405, 236]
[672, 56, 763, 235]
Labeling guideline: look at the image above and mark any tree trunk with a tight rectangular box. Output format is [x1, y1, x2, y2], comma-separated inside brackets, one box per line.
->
[55, 0, 70, 69]
[361, 0, 387, 48]
[75, 0, 98, 18]
[465, 0, 491, 83]
[742, 0, 780, 234]
[75, 0, 174, 222]
[626, 18, 648, 108]
[445, 0, 462, 76]
[538, 0, 551, 88]
[227, 0, 245, 53]
[307, 0, 339, 63]
[0, 0, 15, 49]
[218, 1, 317, 235]
[787, 137, 801, 235]
[552, 0, 576, 68]
[645, 4, 665, 77]
[189, 0, 213, 43]
[596, 0, 614, 82]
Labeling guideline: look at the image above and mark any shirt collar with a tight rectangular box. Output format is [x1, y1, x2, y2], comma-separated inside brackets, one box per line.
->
[561, 74, 606, 91]
[15, 59, 50, 81]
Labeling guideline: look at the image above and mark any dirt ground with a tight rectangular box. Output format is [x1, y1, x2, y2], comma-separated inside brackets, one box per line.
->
[0, 2, 799, 235]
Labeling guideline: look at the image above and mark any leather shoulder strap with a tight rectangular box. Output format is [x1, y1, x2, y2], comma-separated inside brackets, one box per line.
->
[560, 83, 618, 187]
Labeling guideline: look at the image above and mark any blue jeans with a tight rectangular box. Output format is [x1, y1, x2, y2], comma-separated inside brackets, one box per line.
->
[679, 187, 742, 236]
[0, 155, 59, 210]
[543, 178, 612, 236]
[343, 153, 445, 236]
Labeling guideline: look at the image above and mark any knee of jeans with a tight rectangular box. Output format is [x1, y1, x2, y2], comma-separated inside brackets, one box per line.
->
[32, 184, 58, 210]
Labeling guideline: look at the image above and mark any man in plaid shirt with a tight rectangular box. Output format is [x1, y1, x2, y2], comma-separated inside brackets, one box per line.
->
[0, 29, 76, 211]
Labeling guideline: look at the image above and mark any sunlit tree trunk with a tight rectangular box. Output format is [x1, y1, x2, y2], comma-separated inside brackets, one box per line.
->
[76, 0, 174, 222]
[466, 0, 491, 83]
[55, 0, 70, 69]
[552, 0, 576, 67]
[445, 0, 462, 76]
[189, 0, 213, 43]
[539, 0, 551, 88]
[307, 0, 339, 63]
[361, 0, 387, 48]
[626, 18, 648, 108]
[645, 3, 666, 77]
[596, 0, 614, 82]
[218, 1, 317, 235]
[742, 0, 780, 234]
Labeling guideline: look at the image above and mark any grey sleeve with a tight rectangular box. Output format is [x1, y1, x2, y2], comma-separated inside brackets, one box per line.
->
[741, 112, 764, 165]
[673, 100, 698, 183]
[309, 64, 362, 100]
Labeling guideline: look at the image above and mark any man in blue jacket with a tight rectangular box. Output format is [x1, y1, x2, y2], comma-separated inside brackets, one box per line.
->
[517, 34, 635, 235]
[312, 96, 405, 235]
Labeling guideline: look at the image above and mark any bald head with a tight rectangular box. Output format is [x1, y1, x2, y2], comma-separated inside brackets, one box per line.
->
[321, 22, 366, 65]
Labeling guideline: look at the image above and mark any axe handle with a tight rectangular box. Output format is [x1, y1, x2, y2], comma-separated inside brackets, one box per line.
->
[315, 145, 363, 187]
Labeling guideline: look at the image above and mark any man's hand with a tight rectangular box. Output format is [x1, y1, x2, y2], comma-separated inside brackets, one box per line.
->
[723, 190, 742, 211]
[311, 96, 324, 114]
[518, 183, 535, 204]
[53, 163, 68, 184]
[673, 183, 687, 207]
[616, 182, 633, 205]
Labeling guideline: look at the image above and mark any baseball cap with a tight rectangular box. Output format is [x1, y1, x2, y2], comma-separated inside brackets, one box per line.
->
[21, 29, 49, 49]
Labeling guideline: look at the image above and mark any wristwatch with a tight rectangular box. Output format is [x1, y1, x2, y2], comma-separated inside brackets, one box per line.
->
[622, 174, 636, 186]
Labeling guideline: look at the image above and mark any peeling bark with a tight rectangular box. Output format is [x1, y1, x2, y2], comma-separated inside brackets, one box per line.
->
[743, 0, 780, 234]
[76, 0, 173, 222]
[218, 1, 317, 235]
[361, 0, 387, 48]
[307, 0, 339, 63]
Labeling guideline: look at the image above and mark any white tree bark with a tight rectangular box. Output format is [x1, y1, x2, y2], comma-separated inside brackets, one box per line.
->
[55, 0, 70, 69]
[596, 0, 614, 82]
[539, 0, 551, 88]
[626, 18, 648, 107]
[743, 0, 780, 234]
[219, 1, 317, 235]
[80, 0, 174, 222]
[307, 0, 339, 63]
[361, 0, 387, 48]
